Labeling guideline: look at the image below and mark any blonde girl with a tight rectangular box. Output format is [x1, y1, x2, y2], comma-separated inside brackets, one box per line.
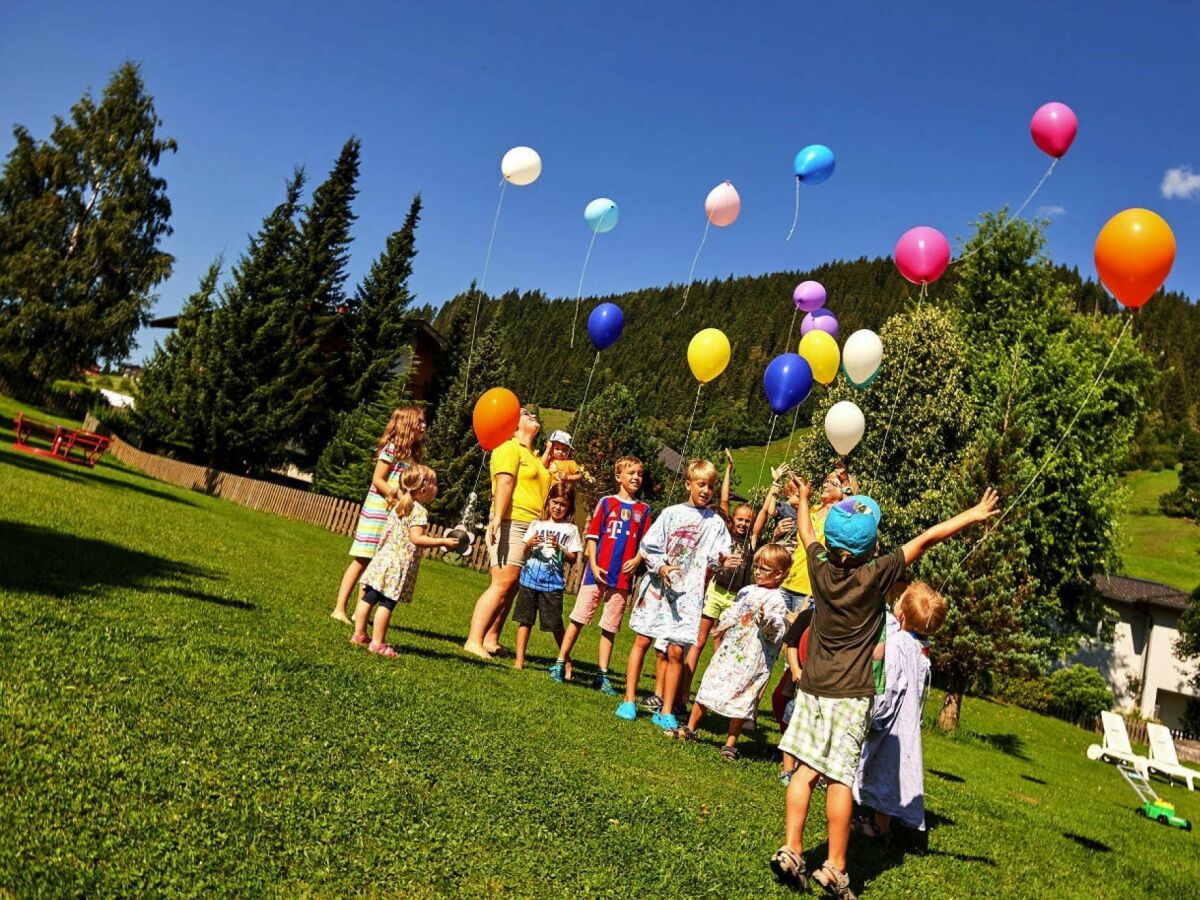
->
[331, 407, 426, 623]
[352, 465, 458, 656]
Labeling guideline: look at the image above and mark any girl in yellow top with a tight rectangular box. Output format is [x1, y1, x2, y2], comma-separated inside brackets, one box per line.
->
[463, 407, 551, 660]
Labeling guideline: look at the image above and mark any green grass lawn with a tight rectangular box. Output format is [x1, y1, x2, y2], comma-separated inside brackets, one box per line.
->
[728, 428, 812, 495]
[2, 401, 1198, 897]
[1118, 468, 1200, 591]
[536, 406, 574, 435]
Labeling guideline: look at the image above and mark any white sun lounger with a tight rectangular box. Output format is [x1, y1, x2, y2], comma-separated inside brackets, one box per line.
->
[1146, 722, 1198, 791]
[1086, 711, 1149, 777]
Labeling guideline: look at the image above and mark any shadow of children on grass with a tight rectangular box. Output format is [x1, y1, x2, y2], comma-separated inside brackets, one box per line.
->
[2, 447, 198, 507]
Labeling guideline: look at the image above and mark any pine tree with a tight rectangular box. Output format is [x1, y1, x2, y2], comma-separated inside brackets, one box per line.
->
[313, 369, 413, 501]
[1161, 428, 1200, 521]
[347, 193, 422, 408]
[0, 62, 176, 384]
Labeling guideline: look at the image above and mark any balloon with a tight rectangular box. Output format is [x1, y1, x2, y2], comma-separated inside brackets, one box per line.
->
[473, 387, 521, 451]
[793, 280, 826, 312]
[842, 329, 883, 388]
[584, 197, 619, 234]
[1094, 208, 1176, 309]
[763, 353, 814, 415]
[794, 144, 836, 185]
[1030, 102, 1078, 159]
[798, 330, 840, 385]
[894, 226, 950, 285]
[501, 146, 542, 186]
[825, 401, 865, 455]
[704, 181, 741, 227]
[687, 328, 731, 384]
[587, 302, 624, 351]
[801, 308, 839, 338]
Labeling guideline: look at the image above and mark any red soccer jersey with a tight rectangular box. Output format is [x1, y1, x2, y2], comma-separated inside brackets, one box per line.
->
[583, 496, 651, 592]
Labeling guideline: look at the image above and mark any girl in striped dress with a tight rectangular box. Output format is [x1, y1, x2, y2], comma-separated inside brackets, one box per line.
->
[329, 406, 426, 623]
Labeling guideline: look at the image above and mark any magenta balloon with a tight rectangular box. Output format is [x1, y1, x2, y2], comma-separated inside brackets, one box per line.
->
[800, 308, 838, 338]
[1030, 102, 1078, 159]
[793, 280, 826, 312]
[894, 226, 951, 285]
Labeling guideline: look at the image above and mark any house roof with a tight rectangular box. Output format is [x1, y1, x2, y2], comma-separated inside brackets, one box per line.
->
[1092, 574, 1190, 612]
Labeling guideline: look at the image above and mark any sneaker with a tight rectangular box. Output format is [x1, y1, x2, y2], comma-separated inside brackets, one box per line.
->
[615, 701, 638, 721]
[651, 712, 679, 732]
[643, 694, 664, 712]
[594, 672, 621, 696]
[548, 661, 566, 683]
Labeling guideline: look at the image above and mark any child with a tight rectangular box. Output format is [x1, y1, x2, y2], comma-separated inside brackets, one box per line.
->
[615, 459, 732, 733]
[769, 481, 998, 897]
[853, 581, 947, 839]
[676, 543, 791, 758]
[513, 483, 583, 670]
[552, 456, 650, 691]
[774, 604, 815, 783]
[351, 465, 457, 656]
[543, 430, 585, 485]
[331, 406, 425, 623]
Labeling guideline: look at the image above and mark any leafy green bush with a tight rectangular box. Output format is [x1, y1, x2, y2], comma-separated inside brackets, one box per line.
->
[989, 674, 1053, 713]
[1048, 664, 1113, 722]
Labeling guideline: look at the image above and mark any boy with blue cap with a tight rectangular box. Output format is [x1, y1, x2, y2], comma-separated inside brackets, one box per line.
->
[769, 478, 998, 898]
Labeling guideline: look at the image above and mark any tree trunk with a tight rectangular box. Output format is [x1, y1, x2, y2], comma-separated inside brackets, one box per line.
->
[938, 678, 965, 731]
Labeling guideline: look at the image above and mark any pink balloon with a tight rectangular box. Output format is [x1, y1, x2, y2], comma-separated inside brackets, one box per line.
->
[705, 181, 741, 227]
[1030, 102, 1078, 159]
[800, 308, 838, 338]
[894, 226, 950, 285]
[793, 280, 826, 312]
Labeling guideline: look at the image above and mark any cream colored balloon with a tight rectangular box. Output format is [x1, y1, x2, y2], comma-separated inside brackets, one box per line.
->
[501, 146, 542, 186]
[825, 400, 865, 455]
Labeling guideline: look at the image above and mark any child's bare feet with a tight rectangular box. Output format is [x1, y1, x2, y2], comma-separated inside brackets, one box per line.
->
[330, 610, 353, 625]
[463, 641, 494, 660]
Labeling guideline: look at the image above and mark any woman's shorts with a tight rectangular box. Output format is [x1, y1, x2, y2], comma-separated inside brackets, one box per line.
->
[702, 582, 736, 620]
[570, 583, 629, 633]
[487, 520, 529, 569]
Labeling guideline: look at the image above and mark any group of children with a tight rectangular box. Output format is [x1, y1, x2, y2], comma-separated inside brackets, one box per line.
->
[331, 407, 999, 899]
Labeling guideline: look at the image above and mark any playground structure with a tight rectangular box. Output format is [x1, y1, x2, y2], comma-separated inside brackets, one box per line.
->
[11, 412, 111, 468]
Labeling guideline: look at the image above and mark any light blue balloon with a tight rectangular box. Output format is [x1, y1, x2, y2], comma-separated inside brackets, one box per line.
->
[584, 197, 619, 233]
[794, 144, 836, 185]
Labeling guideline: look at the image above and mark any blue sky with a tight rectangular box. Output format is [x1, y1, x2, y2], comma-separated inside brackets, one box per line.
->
[3, 1, 1198, 362]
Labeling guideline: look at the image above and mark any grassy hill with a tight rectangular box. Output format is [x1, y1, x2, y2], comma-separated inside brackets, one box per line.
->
[1119, 468, 1200, 591]
[1, 394, 1197, 897]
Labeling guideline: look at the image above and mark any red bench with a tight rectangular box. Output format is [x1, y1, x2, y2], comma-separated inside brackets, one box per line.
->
[12, 412, 111, 468]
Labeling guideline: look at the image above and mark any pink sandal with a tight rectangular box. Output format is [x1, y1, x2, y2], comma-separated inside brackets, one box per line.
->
[349, 633, 369, 646]
[369, 641, 398, 658]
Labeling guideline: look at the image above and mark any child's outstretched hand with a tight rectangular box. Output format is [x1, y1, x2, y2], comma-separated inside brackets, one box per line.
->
[967, 488, 1000, 524]
[724, 448, 734, 469]
[789, 475, 813, 503]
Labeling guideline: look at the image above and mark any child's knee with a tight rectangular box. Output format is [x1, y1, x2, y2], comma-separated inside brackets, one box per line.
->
[667, 643, 685, 662]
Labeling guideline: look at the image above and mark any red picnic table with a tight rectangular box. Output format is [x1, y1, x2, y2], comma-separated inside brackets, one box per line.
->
[11, 412, 111, 468]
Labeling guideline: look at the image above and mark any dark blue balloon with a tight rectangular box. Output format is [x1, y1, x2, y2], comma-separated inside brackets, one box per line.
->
[763, 353, 814, 415]
[587, 302, 624, 351]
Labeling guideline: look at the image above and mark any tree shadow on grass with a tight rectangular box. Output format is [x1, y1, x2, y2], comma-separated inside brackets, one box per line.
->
[0, 520, 252, 609]
[1063, 832, 1111, 852]
[928, 769, 966, 783]
[1021, 774, 1048, 785]
[2, 449, 198, 506]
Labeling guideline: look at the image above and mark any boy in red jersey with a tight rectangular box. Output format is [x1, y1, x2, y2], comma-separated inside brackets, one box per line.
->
[551, 456, 650, 693]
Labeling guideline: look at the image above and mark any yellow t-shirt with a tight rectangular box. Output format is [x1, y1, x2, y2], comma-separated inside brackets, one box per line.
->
[490, 438, 551, 524]
[781, 507, 827, 596]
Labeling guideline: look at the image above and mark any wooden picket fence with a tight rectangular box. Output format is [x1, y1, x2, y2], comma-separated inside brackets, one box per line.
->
[80, 414, 588, 591]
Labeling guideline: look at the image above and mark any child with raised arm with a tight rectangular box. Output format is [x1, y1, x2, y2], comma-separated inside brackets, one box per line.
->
[513, 482, 582, 670]
[615, 459, 732, 733]
[769, 481, 998, 898]
[552, 456, 650, 691]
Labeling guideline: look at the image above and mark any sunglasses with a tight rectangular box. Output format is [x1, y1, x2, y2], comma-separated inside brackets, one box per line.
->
[520, 409, 539, 421]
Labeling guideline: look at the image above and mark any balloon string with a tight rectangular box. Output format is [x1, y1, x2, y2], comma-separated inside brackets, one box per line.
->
[575, 350, 601, 432]
[460, 449, 490, 528]
[954, 159, 1058, 265]
[571, 211, 610, 347]
[667, 383, 704, 502]
[464, 179, 508, 402]
[783, 403, 804, 467]
[676, 218, 712, 314]
[873, 282, 927, 469]
[756, 415, 779, 492]
[784, 307, 799, 354]
[939, 313, 1131, 592]
[785, 177, 801, 242]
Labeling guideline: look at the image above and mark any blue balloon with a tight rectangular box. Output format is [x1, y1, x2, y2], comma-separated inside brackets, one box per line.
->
[794, 144, 836, 185]
[587, 302, 624, 351]
[763, 353, 814, 415]
[584, 197, 619, 234]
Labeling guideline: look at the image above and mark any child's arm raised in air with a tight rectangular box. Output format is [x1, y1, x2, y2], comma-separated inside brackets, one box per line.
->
[791, 476, 818, 549]
[720, 448, 733, 514]
[752, 481, 778, 545]
[406, 523, 458, 550]
[901, 488, 999, 565]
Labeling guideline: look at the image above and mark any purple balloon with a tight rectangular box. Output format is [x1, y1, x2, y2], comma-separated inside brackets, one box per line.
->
[800, 307, 838, 338]
[793, 280, 826, 312]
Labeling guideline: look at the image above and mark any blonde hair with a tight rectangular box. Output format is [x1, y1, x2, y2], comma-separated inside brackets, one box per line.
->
[897, 581, 947, 636]
[387, 464, 436, 518]
[615, 455, 643, 475]
[753, 542, 792, 574]
[377, 406, 425, 463]
[731, 502, 754, 518]
[685, 458, 718, 484]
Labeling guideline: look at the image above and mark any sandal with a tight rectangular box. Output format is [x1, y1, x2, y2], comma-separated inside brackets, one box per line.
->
[769, 846, 807, 891]
[720, 745, 741, 762]
[812, 861, 856, 899]
[369, 641, 398, 658]
[349, 633, 369, 646]
[852, 816, 893, 846]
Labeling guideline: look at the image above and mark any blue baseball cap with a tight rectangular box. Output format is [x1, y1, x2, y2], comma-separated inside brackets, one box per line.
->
[823, 495, 881, 558]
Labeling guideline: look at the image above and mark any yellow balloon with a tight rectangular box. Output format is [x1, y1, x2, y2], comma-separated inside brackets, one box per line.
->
[687, 328, 731, 384]
[798, 330, 840, 385]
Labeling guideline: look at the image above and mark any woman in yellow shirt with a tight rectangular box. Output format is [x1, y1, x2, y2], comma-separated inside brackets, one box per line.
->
[464, 408, 551, 659]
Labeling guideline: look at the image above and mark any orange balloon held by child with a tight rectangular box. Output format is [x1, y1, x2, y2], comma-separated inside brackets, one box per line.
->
[1093, 208, 1176, 309]
[472, 388, 521, 451]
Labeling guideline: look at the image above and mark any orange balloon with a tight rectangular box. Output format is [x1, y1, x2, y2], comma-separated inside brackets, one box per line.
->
[1094, 208, 1175, 309]
[472, 388, 521, 451]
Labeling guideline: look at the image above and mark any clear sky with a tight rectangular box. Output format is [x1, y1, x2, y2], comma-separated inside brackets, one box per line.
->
[3, 1, 1198, 362]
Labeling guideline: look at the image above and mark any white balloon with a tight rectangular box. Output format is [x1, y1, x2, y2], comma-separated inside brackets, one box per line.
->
[842, 329, 883, 388]
[501, 146, 542, 186]
[825, 401, 865, 455]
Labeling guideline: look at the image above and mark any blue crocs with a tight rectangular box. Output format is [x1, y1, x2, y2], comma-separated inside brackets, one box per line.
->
[615, 701, 638, 721]
[548, 661, 566, 683]
[651, 712, 679, 732]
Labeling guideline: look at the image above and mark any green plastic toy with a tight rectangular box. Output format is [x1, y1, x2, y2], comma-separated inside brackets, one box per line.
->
[1120, 766, 1192, 831]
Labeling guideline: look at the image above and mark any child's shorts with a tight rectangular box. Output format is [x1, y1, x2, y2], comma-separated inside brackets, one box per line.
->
[487, 520, 529, 569]
[570, 583, 628, 633]
[513, 585, 564, 632]
[702, 582, 736, 620]
[777, 690, 872, 787]
[652, 636, 692, 654]
[779, 588, 812, 615]
[362, 585, 398, 612]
